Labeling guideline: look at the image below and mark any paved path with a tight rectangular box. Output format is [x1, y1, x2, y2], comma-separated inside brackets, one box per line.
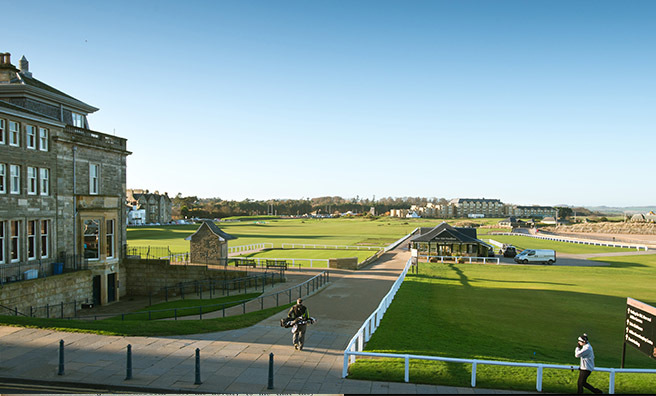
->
[0, 243, 519, 394]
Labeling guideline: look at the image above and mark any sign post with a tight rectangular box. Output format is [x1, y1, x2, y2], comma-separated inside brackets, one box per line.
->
[622, 297, 656, 368]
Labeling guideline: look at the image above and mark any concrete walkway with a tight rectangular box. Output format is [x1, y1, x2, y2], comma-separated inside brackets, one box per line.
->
[0, 244, 520, 394]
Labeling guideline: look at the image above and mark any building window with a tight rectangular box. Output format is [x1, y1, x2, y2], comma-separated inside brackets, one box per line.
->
[10, 164, 20, 194]
[106, 219, 115, 259]
[0, 221, 4, 264]
[9, 121, 19, 146]
[83, 219, 100, 259]
[40, 168, 49, 196]
[10, 220, 20, 262]
[26, 125, 36, 149]
[72, 113, 85, 128]
[27, 220, 36, 260]
[0, 164, 5, 194]
[0, 119, 5, 144]
[41, 220, 49, 259]
[89, 163, 99, 195]
[27, 167, 37, 195]
[39, 128, 48, 151]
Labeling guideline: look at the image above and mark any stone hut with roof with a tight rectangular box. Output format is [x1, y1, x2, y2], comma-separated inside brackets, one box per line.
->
[185, 221, 237, 265]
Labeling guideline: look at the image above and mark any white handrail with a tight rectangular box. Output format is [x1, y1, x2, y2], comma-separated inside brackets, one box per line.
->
[489, 232, 648, 251]
[342, 350, 656, 394]
[227, 243, 274, 254]
[235, 257, 329, 268]
[281, 243, 385, 251]
[418, 254, 500, 265]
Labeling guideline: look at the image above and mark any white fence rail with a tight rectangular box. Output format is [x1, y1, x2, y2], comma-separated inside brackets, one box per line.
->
[342, 351, 656, 394]
[282, 243, 384, 251]
[419, 255, 500, 265]
[228, 243, 273, 254]
[490, 232, 649, 251]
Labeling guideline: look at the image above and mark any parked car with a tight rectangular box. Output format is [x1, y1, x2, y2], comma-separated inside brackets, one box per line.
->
[501, 245, 517, 258]
[514, 249, 556, 265]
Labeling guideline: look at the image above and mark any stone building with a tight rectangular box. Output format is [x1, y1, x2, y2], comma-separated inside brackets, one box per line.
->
[449, 198, 505, 218]
[0, 52, 130, 307]
[186, 221, 237, 265]
[126, 189, 172, 225]
[505, 205, 557, 219]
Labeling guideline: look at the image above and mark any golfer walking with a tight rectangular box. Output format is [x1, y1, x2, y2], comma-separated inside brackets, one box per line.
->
[574, 333, 603, 394]
[288, 298, 310, 350]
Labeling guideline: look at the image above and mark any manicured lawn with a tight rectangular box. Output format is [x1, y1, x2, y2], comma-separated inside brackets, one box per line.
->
[0, 303, 295, 337]
[484, 234, 634, 254]
[106, 292, 262, 321]
[237, 248, 376, 268]
[127, 217, 447, 251]
[348, 254, 656, 393]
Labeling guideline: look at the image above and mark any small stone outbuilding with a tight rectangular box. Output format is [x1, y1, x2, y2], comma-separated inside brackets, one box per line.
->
[186, 221, 237, 265]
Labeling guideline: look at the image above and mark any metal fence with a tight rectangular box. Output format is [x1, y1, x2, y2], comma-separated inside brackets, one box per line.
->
[1, 299, 91, 319]
[72, 271, 329, 321]
[0, 254, 88, 286]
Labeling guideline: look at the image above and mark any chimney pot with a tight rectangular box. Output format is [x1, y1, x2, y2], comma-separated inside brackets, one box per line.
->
[0, 52, 11, 65]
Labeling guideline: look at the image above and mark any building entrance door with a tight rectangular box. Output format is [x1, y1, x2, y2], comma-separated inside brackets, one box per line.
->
[92, 275, 101, 305]
[107, 273, 116, 303]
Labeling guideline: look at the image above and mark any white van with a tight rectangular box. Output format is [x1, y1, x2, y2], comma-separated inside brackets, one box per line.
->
[514, 249, 556, 265]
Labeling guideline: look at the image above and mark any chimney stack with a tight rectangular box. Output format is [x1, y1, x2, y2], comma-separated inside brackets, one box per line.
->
[0, 52, 19, 82]
[18, 55, 32, 77]
[0, 52, 11, 65]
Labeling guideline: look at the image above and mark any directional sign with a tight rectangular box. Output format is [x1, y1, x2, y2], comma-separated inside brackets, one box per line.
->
[625, 298, 656, 359]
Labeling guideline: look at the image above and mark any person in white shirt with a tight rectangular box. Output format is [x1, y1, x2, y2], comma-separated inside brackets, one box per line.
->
[574, 333, 603, 394]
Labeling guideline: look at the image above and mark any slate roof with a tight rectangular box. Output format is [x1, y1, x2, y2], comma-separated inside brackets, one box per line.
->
[411, 222, 482, 244]
[185, 220, 237, 241]
[0, 99, 59, 121]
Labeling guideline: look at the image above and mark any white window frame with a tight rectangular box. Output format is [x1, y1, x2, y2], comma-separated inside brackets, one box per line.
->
[0, 119, 5, 145]
[27, 220, 36, 261]
[0, 221, 5, 264]
[106, 219, 115, 259]
[26, 125, 36, 149]
[9, 164, 20, 194]
[72, 112, 84, 128]
[27, 166, 37, 195]
[0, 164, 5, 194]
[9, 121, 19, 147]
[39, 127, 48, 151]
[89, 163, 100, 195]
[40, 220, 49, 259]
[10, 220, 20, 263]
[40, 168, 49, 196]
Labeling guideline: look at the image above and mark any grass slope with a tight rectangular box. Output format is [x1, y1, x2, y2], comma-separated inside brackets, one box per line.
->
[349, 254, 656, 393]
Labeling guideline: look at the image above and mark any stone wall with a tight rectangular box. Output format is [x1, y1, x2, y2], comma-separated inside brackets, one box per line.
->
[0, 270, 92, 317]
[123, 258, 246, 296]
[328, 257, 358, 270]
[190, 227, 227, 265]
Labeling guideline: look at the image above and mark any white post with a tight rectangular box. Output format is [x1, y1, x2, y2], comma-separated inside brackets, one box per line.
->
[609, 369, 615, 394]
[343, 353, 349, 378]
[357, 332, 364, 352]
[349, 344, 356, 364]
[404, 355, 410, 382]
[471, 361, 477, 387]
[536, 365, 543, 392]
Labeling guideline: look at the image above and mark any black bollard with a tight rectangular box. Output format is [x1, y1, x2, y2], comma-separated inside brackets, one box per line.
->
[125, 344, 133, 380]
[195, 348, 202, 385]
[267, 353, 274, 389]
[58, 340, 65, 375]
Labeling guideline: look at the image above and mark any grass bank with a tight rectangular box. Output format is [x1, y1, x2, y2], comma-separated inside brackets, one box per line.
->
[0, 303, 294, 337]
[348, 254, 656, 393]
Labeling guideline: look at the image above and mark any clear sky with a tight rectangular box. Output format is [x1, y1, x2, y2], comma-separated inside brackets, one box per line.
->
[3, 1, 655, 206]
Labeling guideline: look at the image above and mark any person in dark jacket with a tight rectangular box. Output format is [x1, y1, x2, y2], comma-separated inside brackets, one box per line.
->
[288, 298, 309, 350]
[574, 333, 603, 394]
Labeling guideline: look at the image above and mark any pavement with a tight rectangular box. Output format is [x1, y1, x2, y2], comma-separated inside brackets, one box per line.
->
[0, 243, 522, 394]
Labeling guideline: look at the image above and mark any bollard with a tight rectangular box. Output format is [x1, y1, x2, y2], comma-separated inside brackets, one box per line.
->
[58, 340, 65, 375]
[194, 348, 202, 385]
[267, 352, 274, 389]
[125, 344, 133, 380]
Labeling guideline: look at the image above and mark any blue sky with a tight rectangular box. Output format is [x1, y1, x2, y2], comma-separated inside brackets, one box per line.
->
[3, 1, 655, 206]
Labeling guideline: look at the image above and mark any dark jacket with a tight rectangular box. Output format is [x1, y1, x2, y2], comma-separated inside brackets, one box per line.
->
[288, 303, 309, 320]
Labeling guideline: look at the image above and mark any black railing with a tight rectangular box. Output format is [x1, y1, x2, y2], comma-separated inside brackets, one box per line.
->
[0, 254, 88, 286]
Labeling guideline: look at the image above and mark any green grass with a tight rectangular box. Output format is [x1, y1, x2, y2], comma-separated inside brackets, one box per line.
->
[484, 234, 634, 254]
[106, 292, 262, 321]
[236, 248, 376, 268]
[0, 303, 294, 337]
[348, 255, 656, 393]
